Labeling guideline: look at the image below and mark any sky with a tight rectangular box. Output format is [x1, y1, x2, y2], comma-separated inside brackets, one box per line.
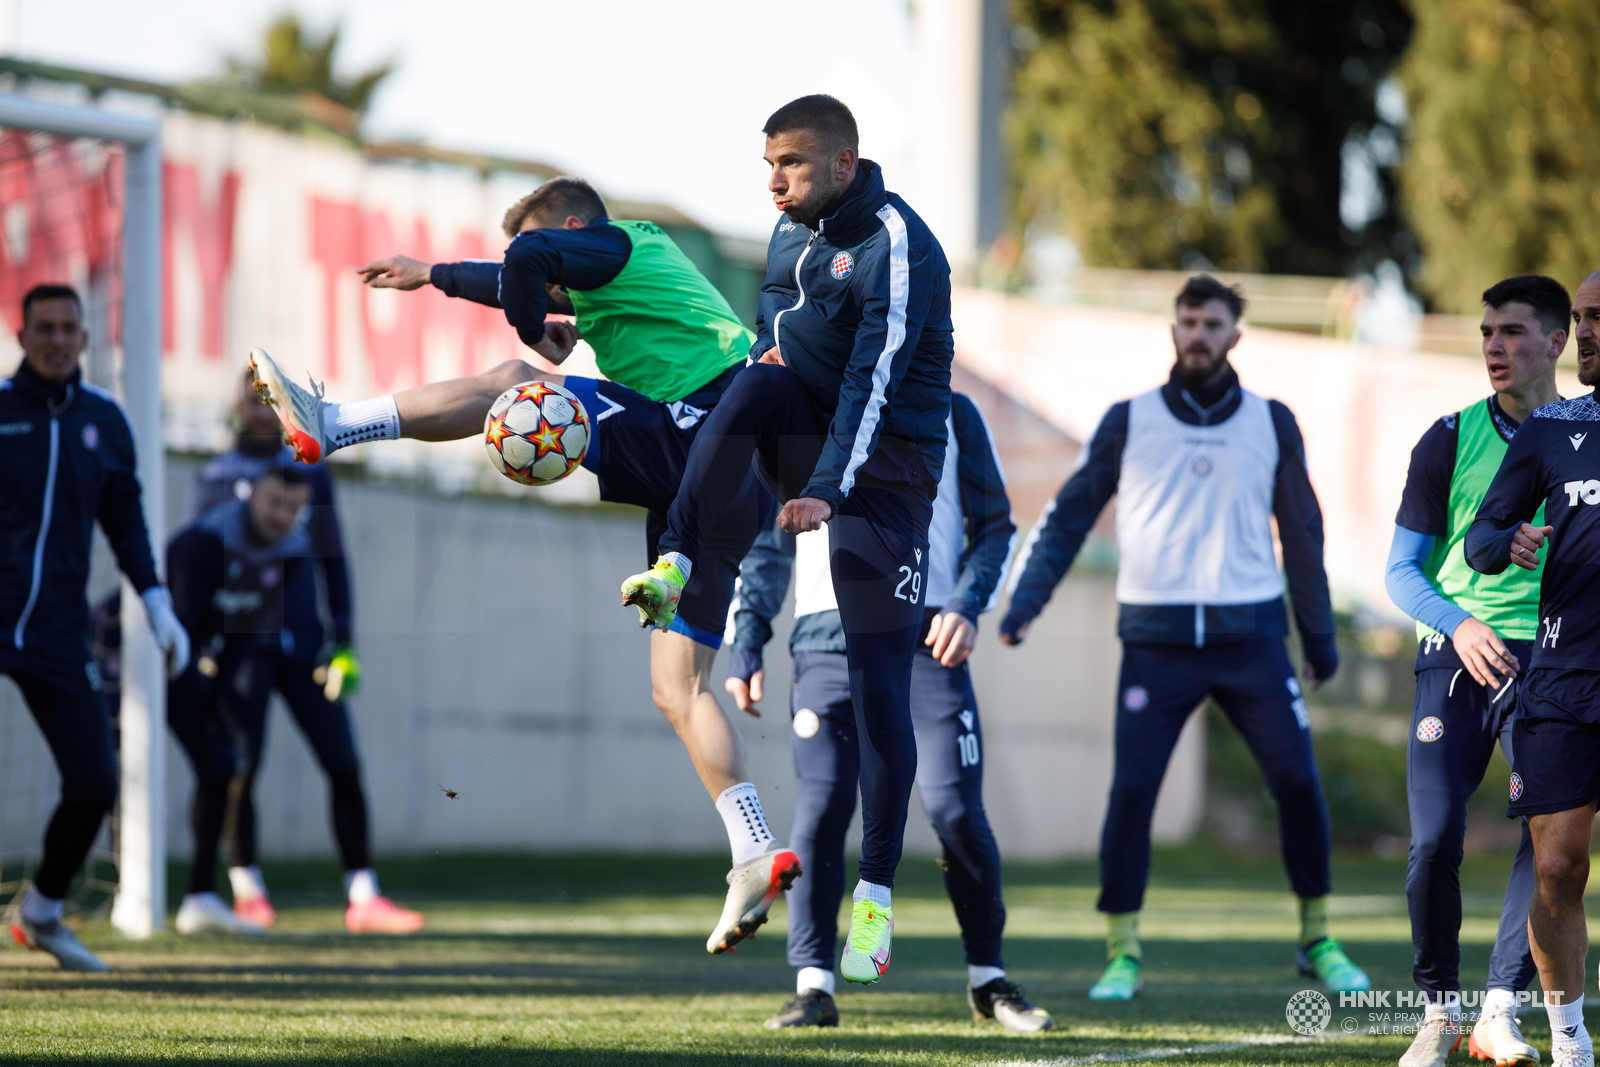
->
[19, 0, 921, 239]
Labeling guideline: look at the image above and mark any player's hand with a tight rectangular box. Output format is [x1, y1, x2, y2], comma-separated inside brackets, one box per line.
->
[530, 320, 579, 365]
[1511, 523, 1553, 571]
[778, 497, 832, 534]
[1452, 617, 1518, 689]
[925, 612, 977, 667]
[757, 346, 786, 366]
[140, 586, 191, 679]
[356, 254, 432, 291]
[725, 669, 764, 715]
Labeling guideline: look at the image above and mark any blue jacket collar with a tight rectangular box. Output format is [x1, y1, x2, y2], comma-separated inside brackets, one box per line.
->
[813, 159, 886, 244]
[10, 359, 78, 411]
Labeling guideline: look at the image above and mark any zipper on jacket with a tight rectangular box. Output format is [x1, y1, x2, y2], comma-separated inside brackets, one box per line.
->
[1194, 603, 1206, 649]
[771, 229, 819, 358]
[14, 415, 61, 650]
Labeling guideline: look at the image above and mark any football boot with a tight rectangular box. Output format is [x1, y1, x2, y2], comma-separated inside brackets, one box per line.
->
[11, 915, 109, 972]
[840, 898, 893, 984]
[764, 989, 839, 1029]
[707, 844, 801, 954]
[970, 977, 1054, 1032]
[248, 348, 331, 463]
[620, 556, 687, 631]
[1299, 937, 1370, 993]
[1471, 1005, 1540, 1067]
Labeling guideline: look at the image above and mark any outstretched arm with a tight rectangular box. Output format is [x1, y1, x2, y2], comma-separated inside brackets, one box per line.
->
[999, 403, 1127, 644]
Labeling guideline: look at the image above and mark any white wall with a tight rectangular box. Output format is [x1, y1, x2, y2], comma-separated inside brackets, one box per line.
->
[0, 458, 1200, 866]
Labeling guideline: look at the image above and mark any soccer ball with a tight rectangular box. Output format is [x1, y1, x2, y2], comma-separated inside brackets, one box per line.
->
[483, 380, 590, 486]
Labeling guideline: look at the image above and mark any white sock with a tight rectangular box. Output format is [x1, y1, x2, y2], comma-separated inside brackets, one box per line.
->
[325, 396, 400, 452]
[1547, 994, 1590, 1052]
[344, 868, 380, 905]
[853, 880, 891, 907]
[228, 865, 268, 901]
[1423, 991, 1462, 1023]
[20, 887, 63, 925]
[715, 782, 777, 865]
[797, 967, 835, 995]
[1484, 988, 1518, 1016]
[658, 551, 692, 581]
[969, 964, 1006, 989]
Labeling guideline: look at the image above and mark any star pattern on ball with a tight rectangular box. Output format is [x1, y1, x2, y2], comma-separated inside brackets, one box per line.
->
[514, 382, 553, 405]
[484, 413, 514, 450]
[529, 420, 565, 459]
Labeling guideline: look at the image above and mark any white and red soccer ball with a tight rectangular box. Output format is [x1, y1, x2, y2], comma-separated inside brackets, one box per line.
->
[483, 380, 590, 486]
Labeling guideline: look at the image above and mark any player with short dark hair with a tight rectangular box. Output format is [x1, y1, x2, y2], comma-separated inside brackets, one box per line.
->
[1385, 275, 1567, 1067]
[245, 174, 795, 954]
[621, 93, 955, 984]
[167, 460, 422, 934]
[1465, 269, 1600, 1067]
[1001, 276, 1368, 1000]
[169, 370, 370, 930]
[3, 284, 189, 971]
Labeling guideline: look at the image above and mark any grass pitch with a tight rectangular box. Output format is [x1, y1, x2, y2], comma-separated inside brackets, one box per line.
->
[0, 848, 1571, 1065]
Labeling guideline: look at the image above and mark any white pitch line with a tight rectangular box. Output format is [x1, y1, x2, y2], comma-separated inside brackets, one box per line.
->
[976, 1033, 1329, 1067]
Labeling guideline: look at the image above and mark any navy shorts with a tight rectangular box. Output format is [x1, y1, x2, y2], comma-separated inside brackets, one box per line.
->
[1508, 667, 1600, 817]
[564, 367, 774, 647]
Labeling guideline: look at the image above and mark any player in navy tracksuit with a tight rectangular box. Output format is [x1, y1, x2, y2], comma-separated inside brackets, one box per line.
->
[728, 393, 1050, 1031]
[626, 95, 953, 984]
[1001, 276, 1368, 1000]
[1, 285, 188, 972]
[167, 462, 423, 936]
[1464, 270, 1600, 1067]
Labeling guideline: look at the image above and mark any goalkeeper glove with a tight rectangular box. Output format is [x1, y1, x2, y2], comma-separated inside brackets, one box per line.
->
[315, 645, 362, 702]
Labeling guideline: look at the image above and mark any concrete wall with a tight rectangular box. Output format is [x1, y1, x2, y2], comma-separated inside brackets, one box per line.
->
[0, 458, 1203, 866]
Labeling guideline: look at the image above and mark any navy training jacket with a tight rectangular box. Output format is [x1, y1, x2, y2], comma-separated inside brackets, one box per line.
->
[754, 159, 954, 510]
[729, 392, 1014, 676]
[1002, 365, 1337, 675]
[0, 360, 160, 665]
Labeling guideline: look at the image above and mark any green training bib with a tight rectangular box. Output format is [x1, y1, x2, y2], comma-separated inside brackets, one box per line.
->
[564, 220, 752, 403]
[1417, 398, 1544, 642]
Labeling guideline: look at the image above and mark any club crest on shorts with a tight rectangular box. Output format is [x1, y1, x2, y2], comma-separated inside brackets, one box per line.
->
[1124, 686, 1149, 712]
[793, 708, 820, 739]
[81, 423, 98, 450]
[1509, 772, 1524, 801]
[830, 250, 854, 280]
[1415, 716, 1444, 742]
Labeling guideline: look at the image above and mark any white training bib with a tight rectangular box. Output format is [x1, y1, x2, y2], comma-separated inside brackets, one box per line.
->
[1114, 387, 1284, 606]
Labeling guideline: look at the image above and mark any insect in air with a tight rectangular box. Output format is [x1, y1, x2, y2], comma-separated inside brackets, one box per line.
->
[438, 784, 460, 800]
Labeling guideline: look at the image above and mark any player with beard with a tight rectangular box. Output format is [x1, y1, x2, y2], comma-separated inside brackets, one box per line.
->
[1465, 269, 1600, 1067]
[1000, 276, 1368, 1000]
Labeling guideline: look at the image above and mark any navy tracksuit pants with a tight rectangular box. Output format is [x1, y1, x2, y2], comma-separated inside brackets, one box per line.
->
[167, 636, 370, 888]
[0, 647, 118, 900]
[786, 638, 1005, 971]
[1101, 639, 1331, 914]
[1407, 639, 1537, 994]
[660, 363, 935, 887]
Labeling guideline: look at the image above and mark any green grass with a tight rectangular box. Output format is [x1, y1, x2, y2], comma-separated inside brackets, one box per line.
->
[0, 848, 1583, 1065]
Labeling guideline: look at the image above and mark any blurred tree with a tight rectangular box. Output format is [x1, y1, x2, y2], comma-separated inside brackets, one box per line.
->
[1398, 1, 1600, 313]
[225, 11, 393, 117]
[1008, 0, 1412, 277]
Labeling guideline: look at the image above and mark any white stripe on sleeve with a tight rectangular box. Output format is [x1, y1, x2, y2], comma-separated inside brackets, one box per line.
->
[838, 204, 910, 497]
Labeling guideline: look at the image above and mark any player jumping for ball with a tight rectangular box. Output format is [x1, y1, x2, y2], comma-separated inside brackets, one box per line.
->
[246, 177, 796, 954]
[1465, 268, 1600, 1067]
[619, 95, 955, 985]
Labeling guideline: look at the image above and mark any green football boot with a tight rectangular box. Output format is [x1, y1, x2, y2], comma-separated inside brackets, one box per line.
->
[1088, 954, 1143, 1000]
[619, 556, 687, 630]
[1298, 937, 1370, 993]
[840, 898, 893, 984]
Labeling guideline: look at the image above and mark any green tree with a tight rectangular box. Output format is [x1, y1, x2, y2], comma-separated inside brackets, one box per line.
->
[1009, 0, 1412, 276]
[225, 11, 394, 116]
[1397, 1, 1600, 313]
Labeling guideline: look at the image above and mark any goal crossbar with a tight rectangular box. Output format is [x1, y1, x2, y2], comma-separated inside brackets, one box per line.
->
[0, 94, 165, 939]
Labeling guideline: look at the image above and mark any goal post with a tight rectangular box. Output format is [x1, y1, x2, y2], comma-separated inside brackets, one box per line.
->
[0, 95, 165, 938]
